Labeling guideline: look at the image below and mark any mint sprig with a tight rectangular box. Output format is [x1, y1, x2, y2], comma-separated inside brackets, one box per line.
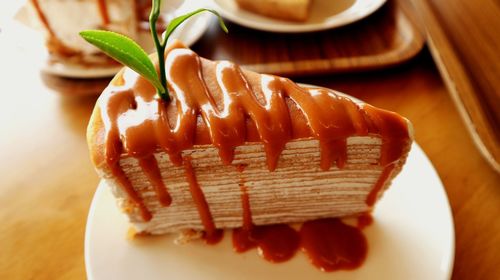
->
[80, 0, 228, 102]
[79, 30, 165, 93]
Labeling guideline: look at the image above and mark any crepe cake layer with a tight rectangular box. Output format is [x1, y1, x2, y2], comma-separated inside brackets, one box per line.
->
[87, 41, 413, 235]
[102, 137, 409, 234]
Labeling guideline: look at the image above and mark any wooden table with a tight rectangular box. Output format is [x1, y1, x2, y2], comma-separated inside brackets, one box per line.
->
[1, 28, 499, 280]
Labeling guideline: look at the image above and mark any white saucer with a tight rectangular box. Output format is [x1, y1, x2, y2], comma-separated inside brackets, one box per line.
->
[85, 142, 455, 280]
[211, 0, 387, 33]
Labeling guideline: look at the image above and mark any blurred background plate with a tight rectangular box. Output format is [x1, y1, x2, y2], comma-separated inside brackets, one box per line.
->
[211, 0, 386, 33]
[13, 0, 211, 79]
[195, 0, 424, 77]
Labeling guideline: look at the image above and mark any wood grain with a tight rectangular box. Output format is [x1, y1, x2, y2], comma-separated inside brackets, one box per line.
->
[194, 0, 424, 76]
[410, 0, 500, 172]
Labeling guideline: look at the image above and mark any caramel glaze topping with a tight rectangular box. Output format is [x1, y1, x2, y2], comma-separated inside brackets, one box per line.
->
[97, 43, 410, 222]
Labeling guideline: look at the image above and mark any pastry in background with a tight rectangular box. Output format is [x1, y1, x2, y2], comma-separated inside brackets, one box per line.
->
[27, 0, 138, 67]
[235, 0, 313, 22]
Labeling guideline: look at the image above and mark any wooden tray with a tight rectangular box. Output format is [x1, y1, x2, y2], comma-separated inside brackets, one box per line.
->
[411, 0, 500, 173]
[193, 0, 425, 76]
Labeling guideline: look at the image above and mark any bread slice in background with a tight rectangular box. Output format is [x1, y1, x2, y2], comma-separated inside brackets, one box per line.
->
[235, 0, 312, 22]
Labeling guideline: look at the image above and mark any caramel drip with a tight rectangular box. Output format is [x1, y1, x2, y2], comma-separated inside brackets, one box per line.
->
[215, 66, 292, 170]
[183, 157, 223, 244]
[366, 163, 396, 206]
[233, 165, 299, 262]
[239, 185, 252, 230]
[281, 83, 369, 170]
[232, 224, 300, 263]
[137, 155, 171, 206]
[236, 166, 252, 230]
[109, 161, 152, 221]
[232, 165, 254, 252]
[97, 0, 111, 25]
[30, 0, 55, 37]
[100, 85, 157, 220]
[300, 218, 368, 271]
[357, 213, 374, 230]
[98, 43, 410, 221]
[362, 105, 410, 166]
[231, 177, 255, 254]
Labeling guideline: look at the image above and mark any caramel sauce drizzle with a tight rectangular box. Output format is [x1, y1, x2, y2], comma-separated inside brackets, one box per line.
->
[357, 212, 374, 230]
[232, 168, 300, 262]
[183, 157, 223, 244]
[366, 163, 396, 206]
[137, 155, 171, 207]
[30, 0, 55, 37]
[239, 184, 252, 231]
[96, 0, 111, 26]
[300, 218, 368, 271]
[98, 43, 409, 244]
[235, 164, 252, 230]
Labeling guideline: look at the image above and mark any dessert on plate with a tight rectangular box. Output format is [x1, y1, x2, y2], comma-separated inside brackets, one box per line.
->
[27, 0, 138, 67]
[87, 40, 413, 240]
[235, 0, 313, 22]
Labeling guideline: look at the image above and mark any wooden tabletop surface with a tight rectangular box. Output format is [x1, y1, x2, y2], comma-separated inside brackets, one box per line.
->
[1, 17, 500, 280]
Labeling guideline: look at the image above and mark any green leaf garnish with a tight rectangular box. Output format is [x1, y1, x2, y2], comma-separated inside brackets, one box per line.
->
[149, 1, 228, 102]
[80, 0, 228, 102]
[79, 30, 165, 94]
[162, 8, 228, 44]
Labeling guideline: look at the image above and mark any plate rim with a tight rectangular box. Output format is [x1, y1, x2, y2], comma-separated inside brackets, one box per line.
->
[211, 0, 387, 33]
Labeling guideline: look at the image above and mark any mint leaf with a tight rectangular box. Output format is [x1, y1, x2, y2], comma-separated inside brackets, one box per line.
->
[79, 30, 165, 94]
[162, 8, 228, 45]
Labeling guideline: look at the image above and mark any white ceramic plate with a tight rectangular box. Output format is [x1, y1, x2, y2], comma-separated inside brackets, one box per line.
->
[85, 142, 455, 280]
[14, 0, 211, 78]
[211, 0, 387, 33]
